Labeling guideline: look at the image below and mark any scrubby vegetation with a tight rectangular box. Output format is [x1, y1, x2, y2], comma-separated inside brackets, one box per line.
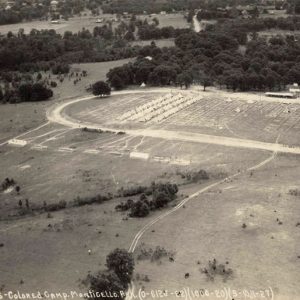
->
[73, 194, 112, 207]
[1, 178, 16, 191]
[116, 182, 178, 217]
[176, 169, 210, 183]
[289, 188, 300, 196]
[201, 259, 233, 282]
[135, 243, 175, 263]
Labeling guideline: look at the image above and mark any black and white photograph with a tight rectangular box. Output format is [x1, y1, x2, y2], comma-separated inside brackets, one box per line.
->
[0, 0, 299, 299]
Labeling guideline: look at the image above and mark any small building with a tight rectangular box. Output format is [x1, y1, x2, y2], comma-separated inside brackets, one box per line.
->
[288, 83, 300, 97]
[265, 92, 295, 99]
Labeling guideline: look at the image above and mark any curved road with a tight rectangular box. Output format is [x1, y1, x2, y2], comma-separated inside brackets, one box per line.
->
[47, 89, 300, 155]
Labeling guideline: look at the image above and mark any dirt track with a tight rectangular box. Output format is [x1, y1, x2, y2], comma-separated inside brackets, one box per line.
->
[46, 89, 300, 155]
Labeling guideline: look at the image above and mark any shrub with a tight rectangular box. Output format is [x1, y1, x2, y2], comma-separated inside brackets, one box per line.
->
[118, 186, 148, 197]
[73, 194, 110, 207]
[1, 178, 16, 191]
[152, 191, 170, 209]
[289, 189, 300, 196]
[51, 64, 70, 74]
[136, 244, 175, 263]
[115, 199, 134, 211]
[19, 83, 53, 102]
[201, 259, 233, 282]
[129, 200, 150, 217]
[44, 200, 67, 212]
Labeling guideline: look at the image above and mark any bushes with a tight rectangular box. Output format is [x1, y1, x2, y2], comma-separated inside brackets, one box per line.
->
[1, 177, 16, 191]
[136, 244, 175, 263]
[116, 182, 178, 218]
[73, 194, 111, 207]
[118, 185, 148, 197]
[18, 83, 53, 102]
[44, 200, 67, 212]
[51, 63, 70, 75]
[50, 81, 57, 88]
[289, 189, 300, 196]
[201, 259, 233, 282]
[129, 199, 150, 217]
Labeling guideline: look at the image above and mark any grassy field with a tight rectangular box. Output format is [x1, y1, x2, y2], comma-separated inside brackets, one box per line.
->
[134, 153, 300, 299]
[0, 13, 118, 35]
[0, 59, 132, 142]
[0, 12, 189, 36]
[137, 12, 189, 29]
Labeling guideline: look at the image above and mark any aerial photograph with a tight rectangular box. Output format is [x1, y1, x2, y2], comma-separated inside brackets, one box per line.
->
[0, 0, 299, 299]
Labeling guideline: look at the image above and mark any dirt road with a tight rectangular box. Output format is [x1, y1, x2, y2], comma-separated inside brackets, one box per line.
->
[46, 90, 300, 155]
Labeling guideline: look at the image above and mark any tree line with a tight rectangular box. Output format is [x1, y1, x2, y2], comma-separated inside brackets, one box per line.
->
[106, 18, 300, 92]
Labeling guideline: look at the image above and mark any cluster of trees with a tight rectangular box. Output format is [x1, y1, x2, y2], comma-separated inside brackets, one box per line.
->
[101, 0, 258, 14]
[87, 249, 134, 300]
[0, 28, 140, 73]
[101, 0, 204, 14]
[137, 23, 190, 40]
[0, 4, 48, 25]
[1, 82, 53, 103]
[106, 13, 300, 92]
[196, 6, 259, 21]
[116, 182, 178, 218]
[218, 16, 300, 36]
[0, 0, 103, 25]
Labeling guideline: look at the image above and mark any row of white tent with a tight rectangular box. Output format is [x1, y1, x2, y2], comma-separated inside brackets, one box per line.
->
[149, 96, 200, 123]
[118, 93, 174, 121]
[118, 93, 199, 123]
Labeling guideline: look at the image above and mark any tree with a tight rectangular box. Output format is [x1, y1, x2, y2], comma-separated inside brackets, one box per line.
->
[176, 72, 193, 89]
[199, 73, 212, 91]
[88, 270, 126, 300]
[106, 249, 134, 285]
[19, 83, 53, 102]
[152, 192, 170, 209]
[129, 200, 150, 217]
[31, 83, 53, 101]
[92, 81, 111, 96]
[110, 75, 125, 90]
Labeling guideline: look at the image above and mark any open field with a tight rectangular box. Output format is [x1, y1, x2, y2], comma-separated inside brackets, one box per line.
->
[260, 9, 290, 19]
[0, 59, 132, 142]
[0, 13, 117, 35]
[258, 29, 300, 39]
[1, 87, 300, 299]
[0, 12, 189, 36]
[133, 153, 300, 299]
[138, 13, 189, 29]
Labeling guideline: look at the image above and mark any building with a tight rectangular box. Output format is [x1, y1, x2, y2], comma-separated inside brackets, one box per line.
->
[288, 83, 300, 97]
[265, 92, 296, 98]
